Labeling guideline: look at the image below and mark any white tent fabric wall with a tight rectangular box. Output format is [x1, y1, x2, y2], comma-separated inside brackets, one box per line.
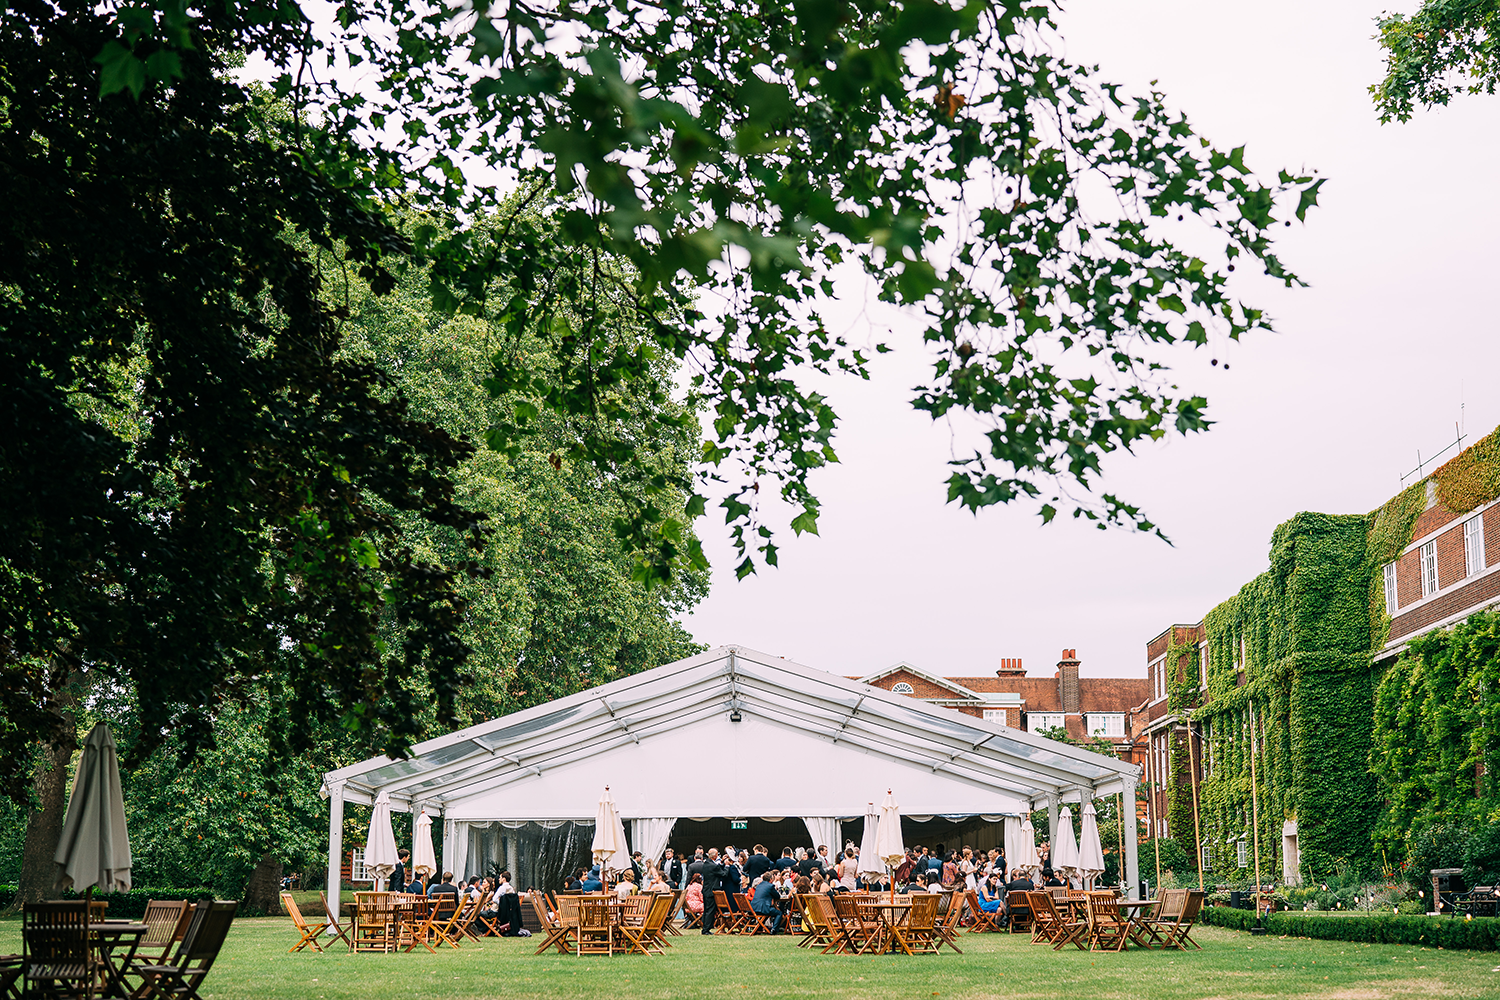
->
[630, 818, 677, 866]
[322, 644, 1142, 898]
[802, 818, 840, 857]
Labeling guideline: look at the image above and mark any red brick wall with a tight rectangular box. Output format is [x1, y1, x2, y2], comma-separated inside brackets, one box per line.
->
[1488, 506, 1500, 568]
[1390, 569, 1500, 642]
[1396, 548, 1422, 607]
[1436, 524, 1467, 589]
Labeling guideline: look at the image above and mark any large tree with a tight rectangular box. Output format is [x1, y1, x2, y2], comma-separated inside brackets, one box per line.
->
[5, 0, 1323, 893]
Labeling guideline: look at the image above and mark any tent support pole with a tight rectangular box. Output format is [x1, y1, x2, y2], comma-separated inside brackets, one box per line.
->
[1121, 775, 1139, 898]
[325, 779, 345, 929]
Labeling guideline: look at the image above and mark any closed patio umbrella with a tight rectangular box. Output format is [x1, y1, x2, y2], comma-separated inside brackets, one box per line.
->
[364, 791, 399, 883]
[54, 723, 132, 893]
[412, 809, 438, 879]
[1053, 805, 1080, 886]
[591, 786, 628, 886]
[857, 801, 884, 880]
[1015, 816, 1041, 881]
[874, 790, 905, 900]
[1077, 799, 1106, 888]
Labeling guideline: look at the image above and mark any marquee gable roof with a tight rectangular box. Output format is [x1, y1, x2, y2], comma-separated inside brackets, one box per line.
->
[323, 645, 1140, 819]
[857, 661, 987, 700]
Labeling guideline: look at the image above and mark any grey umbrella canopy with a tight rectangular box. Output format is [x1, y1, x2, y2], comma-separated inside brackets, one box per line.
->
[55, 723, 132, 893]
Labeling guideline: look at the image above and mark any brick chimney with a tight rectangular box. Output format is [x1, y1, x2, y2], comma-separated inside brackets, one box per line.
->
[996, 657, 1026, 678]
[1057, 648, 1080, 714]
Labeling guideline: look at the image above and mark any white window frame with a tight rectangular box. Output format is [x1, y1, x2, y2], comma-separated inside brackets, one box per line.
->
[1028, 713, 1064, 734]
[1383, 562, 1399, 616]
[983, 708, 1008, 726]
[1236, 840, 1248, 868]
[1420, 540, 1439, 597]
[1464, 516, 1486, 578]
[351, 847, 372, 883]
[1202, 844, 1212, 869]
[1199, 642, 1209, 691]
[1087, 713, 1124, 738]
[890, 681, 915, 695]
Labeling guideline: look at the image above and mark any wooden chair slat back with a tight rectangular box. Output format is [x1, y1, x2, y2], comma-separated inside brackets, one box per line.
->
[181, 900, 239, 966]
[142, 899, 191, 946]
[22, 902, 91, 965]
[907, 893, 939, 930]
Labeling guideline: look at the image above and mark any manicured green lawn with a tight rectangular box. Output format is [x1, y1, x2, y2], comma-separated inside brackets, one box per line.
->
[4, 918, 1499, 999]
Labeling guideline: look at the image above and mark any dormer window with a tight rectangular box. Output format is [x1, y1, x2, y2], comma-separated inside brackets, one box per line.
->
[890, 682, 915, 695]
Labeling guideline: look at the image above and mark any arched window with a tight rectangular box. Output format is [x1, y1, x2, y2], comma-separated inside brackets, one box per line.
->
[890, 682, 915, 695]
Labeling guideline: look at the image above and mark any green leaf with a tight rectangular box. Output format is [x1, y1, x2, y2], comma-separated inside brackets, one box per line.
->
[94, 41, 146, 99]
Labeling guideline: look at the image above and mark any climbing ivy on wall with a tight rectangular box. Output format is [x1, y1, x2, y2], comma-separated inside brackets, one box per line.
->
[1176, 423, 1500, 884]
[1194, 512, 1374, 880]
[1372, 610, 1500, 854]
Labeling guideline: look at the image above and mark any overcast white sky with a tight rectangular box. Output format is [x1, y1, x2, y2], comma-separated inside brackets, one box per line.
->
[682, 0, 1500, 680]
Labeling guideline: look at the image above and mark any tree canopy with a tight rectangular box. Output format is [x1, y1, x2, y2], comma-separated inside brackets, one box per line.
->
[3, 0, 1324, 789]
[1372, 0, 1500, 122]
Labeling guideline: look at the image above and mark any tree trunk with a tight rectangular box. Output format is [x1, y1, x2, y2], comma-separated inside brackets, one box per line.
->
[243, 852, 284, 916]
[10, 684, 79, 910]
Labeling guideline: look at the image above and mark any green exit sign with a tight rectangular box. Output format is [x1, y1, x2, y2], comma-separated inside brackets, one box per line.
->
[730, 820, 747, 830]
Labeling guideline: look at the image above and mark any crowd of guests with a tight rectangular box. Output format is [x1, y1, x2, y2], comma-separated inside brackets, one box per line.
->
[550, 840, 1066, 934]
[380, 849, 529, 937]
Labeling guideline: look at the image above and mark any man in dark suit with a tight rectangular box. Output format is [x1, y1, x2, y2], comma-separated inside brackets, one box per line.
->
[1002, 870, 1035, 928]
[387, 849, 410, 892]
[743, 845, 773, 882]
[688, 848, 725, 934]
[773, 847, 797, 871]
[750, 871, 784, 934]
[663, 847, 686, 888]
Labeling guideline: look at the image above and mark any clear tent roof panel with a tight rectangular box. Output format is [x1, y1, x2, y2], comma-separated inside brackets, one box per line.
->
[324, 645, 1141, 812]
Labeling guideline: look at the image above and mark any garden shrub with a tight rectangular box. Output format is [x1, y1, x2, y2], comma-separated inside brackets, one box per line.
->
[1200, 906, 1500, 950]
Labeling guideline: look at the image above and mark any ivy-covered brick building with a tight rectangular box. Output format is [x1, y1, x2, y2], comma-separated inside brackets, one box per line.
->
[1139, 424, 1500, 886]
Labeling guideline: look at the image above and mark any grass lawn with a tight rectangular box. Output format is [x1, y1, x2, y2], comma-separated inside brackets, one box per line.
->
[3, 918, 1498, 999]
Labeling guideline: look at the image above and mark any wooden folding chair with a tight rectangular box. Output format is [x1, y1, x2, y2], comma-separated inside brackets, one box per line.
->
[1028, 892, 1087, 950]
[318, 893, 353, 951]
[527, 893, 570, 955]
[132, 900, 238, 1000]
[680, 895, 703, 931]
[1154, 889, 1203, 950]
[793, 895, 828, 949]
[576, 898, 614, 956]
[352, 892, 396, 954]
[712, 891, 746, 934]
[1134, 889, 1178, 948]
[933, 892, 964, 954]
[901, 893, 940, 954]
[423, 895, 464, 950]
[963, 890, 1004, 933]
[135, 900, 192, 965]
[642, 894, 676, 953]
[662, 891, 685, 936]
[279, 893, 327, 954]
[813, 895, 854, 954]
[1004, 890, 1032, 934]
[831, 896, 881, 955]
[1085, 895, 1131, 952]
[21, 901, 95, 1000]
[736, 894, 772, 935]
[452, 893, 485, 943]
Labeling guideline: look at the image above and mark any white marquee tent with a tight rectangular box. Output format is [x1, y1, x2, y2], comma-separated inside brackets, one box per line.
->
[321, 645, 1142, 895]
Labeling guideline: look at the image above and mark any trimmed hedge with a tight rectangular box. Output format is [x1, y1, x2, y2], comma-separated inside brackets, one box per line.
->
[1200, 904, 1500, 950]
[0, 885, 217, 920]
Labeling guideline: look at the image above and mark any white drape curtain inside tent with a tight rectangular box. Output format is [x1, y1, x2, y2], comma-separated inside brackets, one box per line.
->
[630, 818, 677, 866]
[803, 817, 840, 856]
[444, 819, 468, 882]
